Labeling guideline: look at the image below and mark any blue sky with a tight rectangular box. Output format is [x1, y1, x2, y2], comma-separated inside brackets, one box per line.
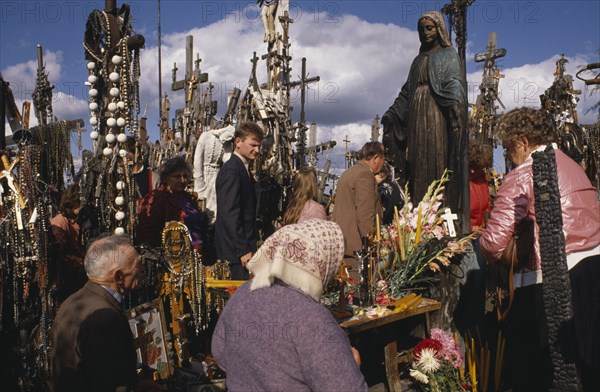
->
[1, 0, 599, 174]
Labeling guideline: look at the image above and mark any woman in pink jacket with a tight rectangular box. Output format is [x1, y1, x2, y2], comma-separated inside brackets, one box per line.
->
[480, 108, 599, 391]
[282, 167, 327, 225]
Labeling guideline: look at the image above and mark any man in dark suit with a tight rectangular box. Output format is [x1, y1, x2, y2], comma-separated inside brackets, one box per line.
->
[214, 122, 264, 280]
[51, 235, 162, 392]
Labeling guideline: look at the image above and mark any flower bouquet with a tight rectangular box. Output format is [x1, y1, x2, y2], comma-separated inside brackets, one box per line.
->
[409, 328, 472, 391]
[374, 170, 477, 298]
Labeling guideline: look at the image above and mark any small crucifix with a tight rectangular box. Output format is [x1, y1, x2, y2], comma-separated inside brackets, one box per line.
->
[441, 208, 458, 237]
[1, 155, 26, 210]
[133, 320, 155, 365]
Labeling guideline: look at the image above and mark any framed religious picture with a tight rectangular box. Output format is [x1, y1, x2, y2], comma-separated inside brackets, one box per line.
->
[126, 299, 172, 380]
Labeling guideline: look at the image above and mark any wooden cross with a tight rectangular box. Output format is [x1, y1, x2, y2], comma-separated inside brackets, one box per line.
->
[343, 134, 351, 155]
[249, 51, 261, 90]
[473, 32, 506, 145]
[261, 48, 280, 90]
[278, 11, 293, 51]
[133, 320, 154, 365]
[288, 58, 320, 166]
[474, 32, 506, 65]
[288, 58, 320, 125]
[171, 35, 208, 92]
[441, 208, 458, 237]
[442, 0, 475, 74]
[371, 114, 381, 142]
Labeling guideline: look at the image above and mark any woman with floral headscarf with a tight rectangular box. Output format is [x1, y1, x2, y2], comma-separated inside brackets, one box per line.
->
[212, 219, 367, 392]
[382, 11, 467, 206]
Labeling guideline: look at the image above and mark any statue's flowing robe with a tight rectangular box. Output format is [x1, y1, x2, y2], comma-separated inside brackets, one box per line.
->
[384, 46, 466, 204]
[193, 125, 235, 224]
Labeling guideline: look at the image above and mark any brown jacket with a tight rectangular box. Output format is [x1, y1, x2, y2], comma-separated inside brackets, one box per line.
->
[51, 281, 137, 392]
[332, 161, 383, 256]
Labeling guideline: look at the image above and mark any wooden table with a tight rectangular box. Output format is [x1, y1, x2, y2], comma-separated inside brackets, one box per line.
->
[340, 299, 441, 392]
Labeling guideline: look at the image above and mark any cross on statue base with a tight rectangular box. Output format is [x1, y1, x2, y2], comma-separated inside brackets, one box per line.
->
[441, 208, 458, 237]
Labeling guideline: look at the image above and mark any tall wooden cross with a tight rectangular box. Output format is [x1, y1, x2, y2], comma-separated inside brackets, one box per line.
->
[371, 114, 380, 142]
[288, 58, 320, 166]
[343, 135, 352, 169]
[249, 51, 260, 90]
[170, 35, 208, 144]
[473, 32, 506, 144]
[442, 0, 475, 75]
[277, 11, 294, 93]
[171, 35, 208, 102]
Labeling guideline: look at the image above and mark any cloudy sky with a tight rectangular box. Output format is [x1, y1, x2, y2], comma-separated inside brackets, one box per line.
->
[1, 0, 599, 174]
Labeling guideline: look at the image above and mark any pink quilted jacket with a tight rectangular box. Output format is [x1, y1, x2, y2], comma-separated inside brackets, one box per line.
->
[480, 145, 600, 288]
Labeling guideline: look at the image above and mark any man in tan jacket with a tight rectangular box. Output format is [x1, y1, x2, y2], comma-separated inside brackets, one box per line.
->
[332, 142, 384, 281]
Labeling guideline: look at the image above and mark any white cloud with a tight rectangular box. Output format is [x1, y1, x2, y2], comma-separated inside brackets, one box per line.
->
[2, 8, 597, 170]
[467, 54, 598, 124]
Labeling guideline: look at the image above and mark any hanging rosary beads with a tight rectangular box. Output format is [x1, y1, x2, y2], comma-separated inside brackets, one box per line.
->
[84, 8, 142, 236]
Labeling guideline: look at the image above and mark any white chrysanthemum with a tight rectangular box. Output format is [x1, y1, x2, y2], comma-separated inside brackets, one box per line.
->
[410, 368, 429, 384]
[416, 348, 441, 373]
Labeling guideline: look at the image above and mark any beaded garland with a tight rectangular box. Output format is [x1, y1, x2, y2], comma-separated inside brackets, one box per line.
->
[84, 7, 142, 237]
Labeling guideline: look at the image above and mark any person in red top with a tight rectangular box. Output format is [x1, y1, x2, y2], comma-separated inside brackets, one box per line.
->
[469, 142, 492, 230]
[454, 141, 493, 337]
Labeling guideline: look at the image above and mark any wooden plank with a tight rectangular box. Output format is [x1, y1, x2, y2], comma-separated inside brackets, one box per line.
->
[384, 341, 403, 392]
[340, 299, 441, 334]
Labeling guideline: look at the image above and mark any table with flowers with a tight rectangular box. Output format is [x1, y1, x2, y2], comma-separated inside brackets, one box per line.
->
[325, 171, 479, 391]
[340, 298, 441, 392]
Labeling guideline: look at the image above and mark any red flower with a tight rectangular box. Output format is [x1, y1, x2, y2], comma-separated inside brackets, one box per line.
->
[413, 338, 443, 358]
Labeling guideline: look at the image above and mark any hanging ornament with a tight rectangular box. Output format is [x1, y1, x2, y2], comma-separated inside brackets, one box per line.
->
[105, 133, 116, 144]
[86, 61, 96, 70]
[90, 131, 99, 140]
[117, 133, 128, 143]
[103, 147, 113, 156]
[114, 227, 126, 235]
[109, 72, 120, 82]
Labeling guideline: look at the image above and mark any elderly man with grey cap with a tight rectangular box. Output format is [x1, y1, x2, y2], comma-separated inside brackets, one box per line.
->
[212, 219, 367, 392]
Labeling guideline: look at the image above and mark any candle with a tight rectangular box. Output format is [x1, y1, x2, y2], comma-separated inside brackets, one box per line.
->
[375, 213, 381, 242]
[414, 204, 423, 244]
[394, 206, 406, 261]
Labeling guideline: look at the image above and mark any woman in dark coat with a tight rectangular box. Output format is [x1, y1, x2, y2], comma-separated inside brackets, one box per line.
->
[135, 157, 204, 251]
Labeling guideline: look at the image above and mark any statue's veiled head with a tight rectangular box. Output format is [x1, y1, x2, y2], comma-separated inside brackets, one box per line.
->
[418, 11, 452, 50]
